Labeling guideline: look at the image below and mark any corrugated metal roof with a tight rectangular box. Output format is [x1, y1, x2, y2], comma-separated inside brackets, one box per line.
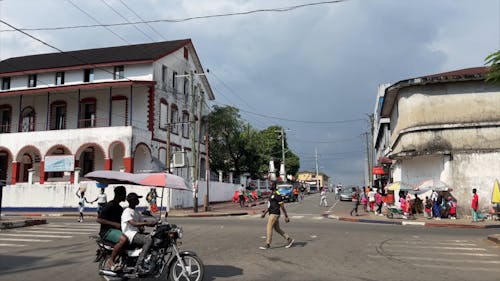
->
[0, 39, 190, 74]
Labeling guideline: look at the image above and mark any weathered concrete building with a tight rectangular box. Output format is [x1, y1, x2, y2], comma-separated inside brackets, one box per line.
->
[379, 67, 500, 213]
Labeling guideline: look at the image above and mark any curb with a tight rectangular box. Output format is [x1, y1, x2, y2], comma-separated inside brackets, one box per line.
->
[0, 219, 47, 229]
[324, 213, 500, 229]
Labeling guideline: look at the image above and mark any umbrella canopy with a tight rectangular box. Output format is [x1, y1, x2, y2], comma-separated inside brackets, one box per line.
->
[407, 187, 431, 195]
[492, 179, 500, 204]
[85, 170, 190, 190]
[417, 179, 452, 192]
[386, 181, 415, 191]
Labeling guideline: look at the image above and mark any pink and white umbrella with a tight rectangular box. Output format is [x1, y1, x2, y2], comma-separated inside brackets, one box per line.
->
[85, 170, 189, 190]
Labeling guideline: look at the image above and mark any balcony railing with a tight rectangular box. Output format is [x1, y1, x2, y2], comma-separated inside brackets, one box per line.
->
[0, 118, 115, 134]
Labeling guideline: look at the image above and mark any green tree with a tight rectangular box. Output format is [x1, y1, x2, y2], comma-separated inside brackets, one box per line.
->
[257, 126, 300, 178]
[485, 50, 500, 83]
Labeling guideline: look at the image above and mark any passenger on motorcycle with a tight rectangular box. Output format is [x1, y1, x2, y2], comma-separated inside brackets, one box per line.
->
[96, 185, 128, 271]
[121, 192, 157, 274]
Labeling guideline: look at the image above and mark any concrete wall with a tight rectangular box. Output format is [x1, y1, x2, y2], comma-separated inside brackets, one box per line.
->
[1, 180, 239, 210]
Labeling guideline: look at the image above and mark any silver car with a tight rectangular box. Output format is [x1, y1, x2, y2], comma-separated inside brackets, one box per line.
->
[339, 188, 353, 201]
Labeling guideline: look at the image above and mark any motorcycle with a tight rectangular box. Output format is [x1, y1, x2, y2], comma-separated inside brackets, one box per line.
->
[85, 170, 204, 281]
[95, 218, 204, 281]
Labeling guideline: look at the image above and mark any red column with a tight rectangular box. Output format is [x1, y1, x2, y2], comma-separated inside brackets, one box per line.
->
[123, 157, 133, 173]
[11, 162, 19, 185]
[39, 161, 45, 184]
[104, 158, 112, 170]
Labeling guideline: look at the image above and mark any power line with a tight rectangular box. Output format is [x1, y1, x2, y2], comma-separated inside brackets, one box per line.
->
[100, 0, 155, 41]
[118, 0, 167, 41]
[67, 0, 131, 44]
[0, 0, 349, 32]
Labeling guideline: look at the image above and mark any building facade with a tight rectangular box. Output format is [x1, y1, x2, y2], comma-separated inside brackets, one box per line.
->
[0, 39, 214, 187]
[378, 67, 500, 212]
[297, 171, 330, 190]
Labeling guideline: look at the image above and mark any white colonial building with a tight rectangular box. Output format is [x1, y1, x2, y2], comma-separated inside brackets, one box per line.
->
[0, 39, 214, 191]
[377, 67, 500, 212]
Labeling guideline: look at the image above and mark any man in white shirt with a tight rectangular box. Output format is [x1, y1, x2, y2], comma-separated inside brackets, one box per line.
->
[93, 188, 108, 214]
[121, 193, 156, 274]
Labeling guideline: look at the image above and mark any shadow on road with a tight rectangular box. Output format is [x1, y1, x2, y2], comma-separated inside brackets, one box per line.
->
[204, 265, 243, 281]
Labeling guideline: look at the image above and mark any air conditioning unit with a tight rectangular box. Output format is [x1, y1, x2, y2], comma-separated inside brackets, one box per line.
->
[172, 152, 186, 168]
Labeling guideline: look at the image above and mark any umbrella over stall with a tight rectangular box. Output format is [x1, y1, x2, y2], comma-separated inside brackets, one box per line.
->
[417, 179, 453, 192]
[386, 181, 416, 191]
[492, 179, 500, 204]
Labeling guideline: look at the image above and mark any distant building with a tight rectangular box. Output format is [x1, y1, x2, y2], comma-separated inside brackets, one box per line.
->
[0, 39, 214, 186]
[377, 67, 500, 212]
[297, 171, 329, 191]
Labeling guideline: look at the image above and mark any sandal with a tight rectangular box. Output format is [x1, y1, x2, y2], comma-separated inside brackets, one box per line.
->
[110, 264, 123, 272]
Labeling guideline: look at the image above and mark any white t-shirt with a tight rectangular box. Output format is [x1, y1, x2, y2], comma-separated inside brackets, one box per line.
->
[368, 191, 376, 202]
[97, 193, 107, 204]
[121, 207, 142, 242]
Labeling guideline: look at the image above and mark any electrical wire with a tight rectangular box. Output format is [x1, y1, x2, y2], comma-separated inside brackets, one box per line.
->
[0, 1, 349, 32]
[100, 0, 156, 41]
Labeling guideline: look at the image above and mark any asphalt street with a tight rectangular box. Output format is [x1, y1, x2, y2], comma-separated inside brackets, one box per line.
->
[0, 193, 499, 281]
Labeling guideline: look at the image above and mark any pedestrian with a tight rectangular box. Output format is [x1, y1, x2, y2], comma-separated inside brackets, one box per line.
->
[375, 189, 383, 215]
[319, 187, 328, 207]
[146, 188, 160, 213]
[431, 190, 440, 220]
[121, 193, 157, 274]
[92, 188, 107, 214]
[260, 185, 294, 250]
[368, 188, 376, 212]
[447, 196, 457, 219]
[299, 185, 305, 201]
[350, 187, 360, 216]
[96, 185, 128, 271]
[293, 186, 300, 202]
[238, 184, 245, 208]
[471, 188, 484, 222]
[424, 196, 432, 219]
[360, 191, 368, 212]
[76, 189, 92, 222]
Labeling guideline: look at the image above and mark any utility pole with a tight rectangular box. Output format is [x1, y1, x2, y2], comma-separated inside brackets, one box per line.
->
[364, 131, 371, 187]
[315, 148, 320, 190]
[275, 127, 287, 182]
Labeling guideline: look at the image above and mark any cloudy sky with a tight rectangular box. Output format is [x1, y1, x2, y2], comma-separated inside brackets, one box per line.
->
[1, 0, 498, 185]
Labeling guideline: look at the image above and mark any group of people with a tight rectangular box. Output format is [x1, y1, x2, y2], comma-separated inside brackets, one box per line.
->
[423, 190, 457, 220]
[349, 187, 384, 216]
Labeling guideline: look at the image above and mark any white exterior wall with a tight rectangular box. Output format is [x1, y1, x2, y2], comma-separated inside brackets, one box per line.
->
[1, 180, 239, 209]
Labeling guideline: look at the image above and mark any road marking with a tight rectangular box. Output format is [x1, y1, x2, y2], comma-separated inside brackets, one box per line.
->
[0, 233, 72, 238]
[312, 216, 324, 220]
[376, 249, 498, 257]
[386, 241, 478, 246]
[368, 255, 500, 264]
[0, 238, 52, 242]
[0, 243, 25, 247]
[383, 244, 486, 251]
[33, 227, 97, 232]
[291, 216, 304, 219]
[412, 263, 500, 272]
[14, 230, 92, 235]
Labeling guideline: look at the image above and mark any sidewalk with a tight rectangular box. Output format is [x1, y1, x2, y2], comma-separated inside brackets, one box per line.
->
[323, 200, 500, 244]
[0, 199, 267, 229]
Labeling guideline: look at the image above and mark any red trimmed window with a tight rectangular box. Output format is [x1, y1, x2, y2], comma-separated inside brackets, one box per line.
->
[0, 105, 11, 133]
[182, 111, 189, 138]
[50, 101, 67, 130]
[79, 98, 96, 128]
[159, 99, 168, 130]
[19, 106, 36, 132]
[171, 105, 179, 134]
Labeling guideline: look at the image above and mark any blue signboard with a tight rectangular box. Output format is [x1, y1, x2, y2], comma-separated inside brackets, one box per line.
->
[44, 155, 75, 172]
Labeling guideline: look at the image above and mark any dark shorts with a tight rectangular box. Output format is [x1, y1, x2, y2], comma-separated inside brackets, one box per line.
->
[103, 229, 122, 243]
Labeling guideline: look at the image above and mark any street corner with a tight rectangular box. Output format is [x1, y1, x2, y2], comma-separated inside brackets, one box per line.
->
[487, 234, 500, 244]
[0, 218, 47, 229]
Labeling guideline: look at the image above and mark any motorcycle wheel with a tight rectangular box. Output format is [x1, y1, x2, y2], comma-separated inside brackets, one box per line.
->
[169, 254, 204, 281]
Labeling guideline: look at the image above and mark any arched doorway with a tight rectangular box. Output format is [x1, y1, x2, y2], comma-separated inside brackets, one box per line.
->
[16, 146, 41, 183]
[133, 143, 152, 173]
[0, 148, 12, 184]
[109, 142, 125, 171]
[76, 144, 105, 177]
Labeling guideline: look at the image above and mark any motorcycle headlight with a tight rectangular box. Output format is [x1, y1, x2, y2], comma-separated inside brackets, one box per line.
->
[177, 227, 183, 239]
[169, 227, 183, 239]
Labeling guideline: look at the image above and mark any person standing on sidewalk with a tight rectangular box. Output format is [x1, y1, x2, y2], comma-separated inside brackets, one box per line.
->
[375, 189, 383, 215]
[368, 188, 376, 212]
[260, 185, 294, 250]
[350, 187, 360, 216]
[238, 184, 246, 208]
[92, 188, 107, 214]
[471, 188, 484, 222]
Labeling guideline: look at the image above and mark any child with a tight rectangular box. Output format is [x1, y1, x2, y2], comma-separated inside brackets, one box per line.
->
[424, 196, 432, 219]
[447, 196, 457, 219]
[76, 190, 92, 222]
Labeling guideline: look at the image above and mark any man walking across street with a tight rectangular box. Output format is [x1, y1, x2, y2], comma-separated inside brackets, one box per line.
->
[238, 184, 246, 208]
[260, 184, 294, 250]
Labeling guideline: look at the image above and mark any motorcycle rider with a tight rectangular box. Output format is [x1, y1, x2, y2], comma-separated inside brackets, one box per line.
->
[121, 192, 157, 274]
[96, 185, 128, 271]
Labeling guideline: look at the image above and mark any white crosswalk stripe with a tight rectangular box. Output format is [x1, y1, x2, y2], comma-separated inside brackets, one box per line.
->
[241, 214, 325, 220]
[0, 222, 99, 249]
[370, 238, 500, 273]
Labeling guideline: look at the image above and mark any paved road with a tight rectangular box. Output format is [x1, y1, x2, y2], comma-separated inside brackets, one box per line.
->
[1, 193, 499, 281]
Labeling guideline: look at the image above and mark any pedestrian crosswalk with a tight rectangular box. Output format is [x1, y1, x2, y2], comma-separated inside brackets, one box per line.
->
[367, 238, 500, 274]
[0, 222, 100, 250]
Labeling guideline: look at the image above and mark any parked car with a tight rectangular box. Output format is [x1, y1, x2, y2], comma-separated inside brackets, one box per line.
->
[339, 188, 353, 201]
[277, 184, 294, 202]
